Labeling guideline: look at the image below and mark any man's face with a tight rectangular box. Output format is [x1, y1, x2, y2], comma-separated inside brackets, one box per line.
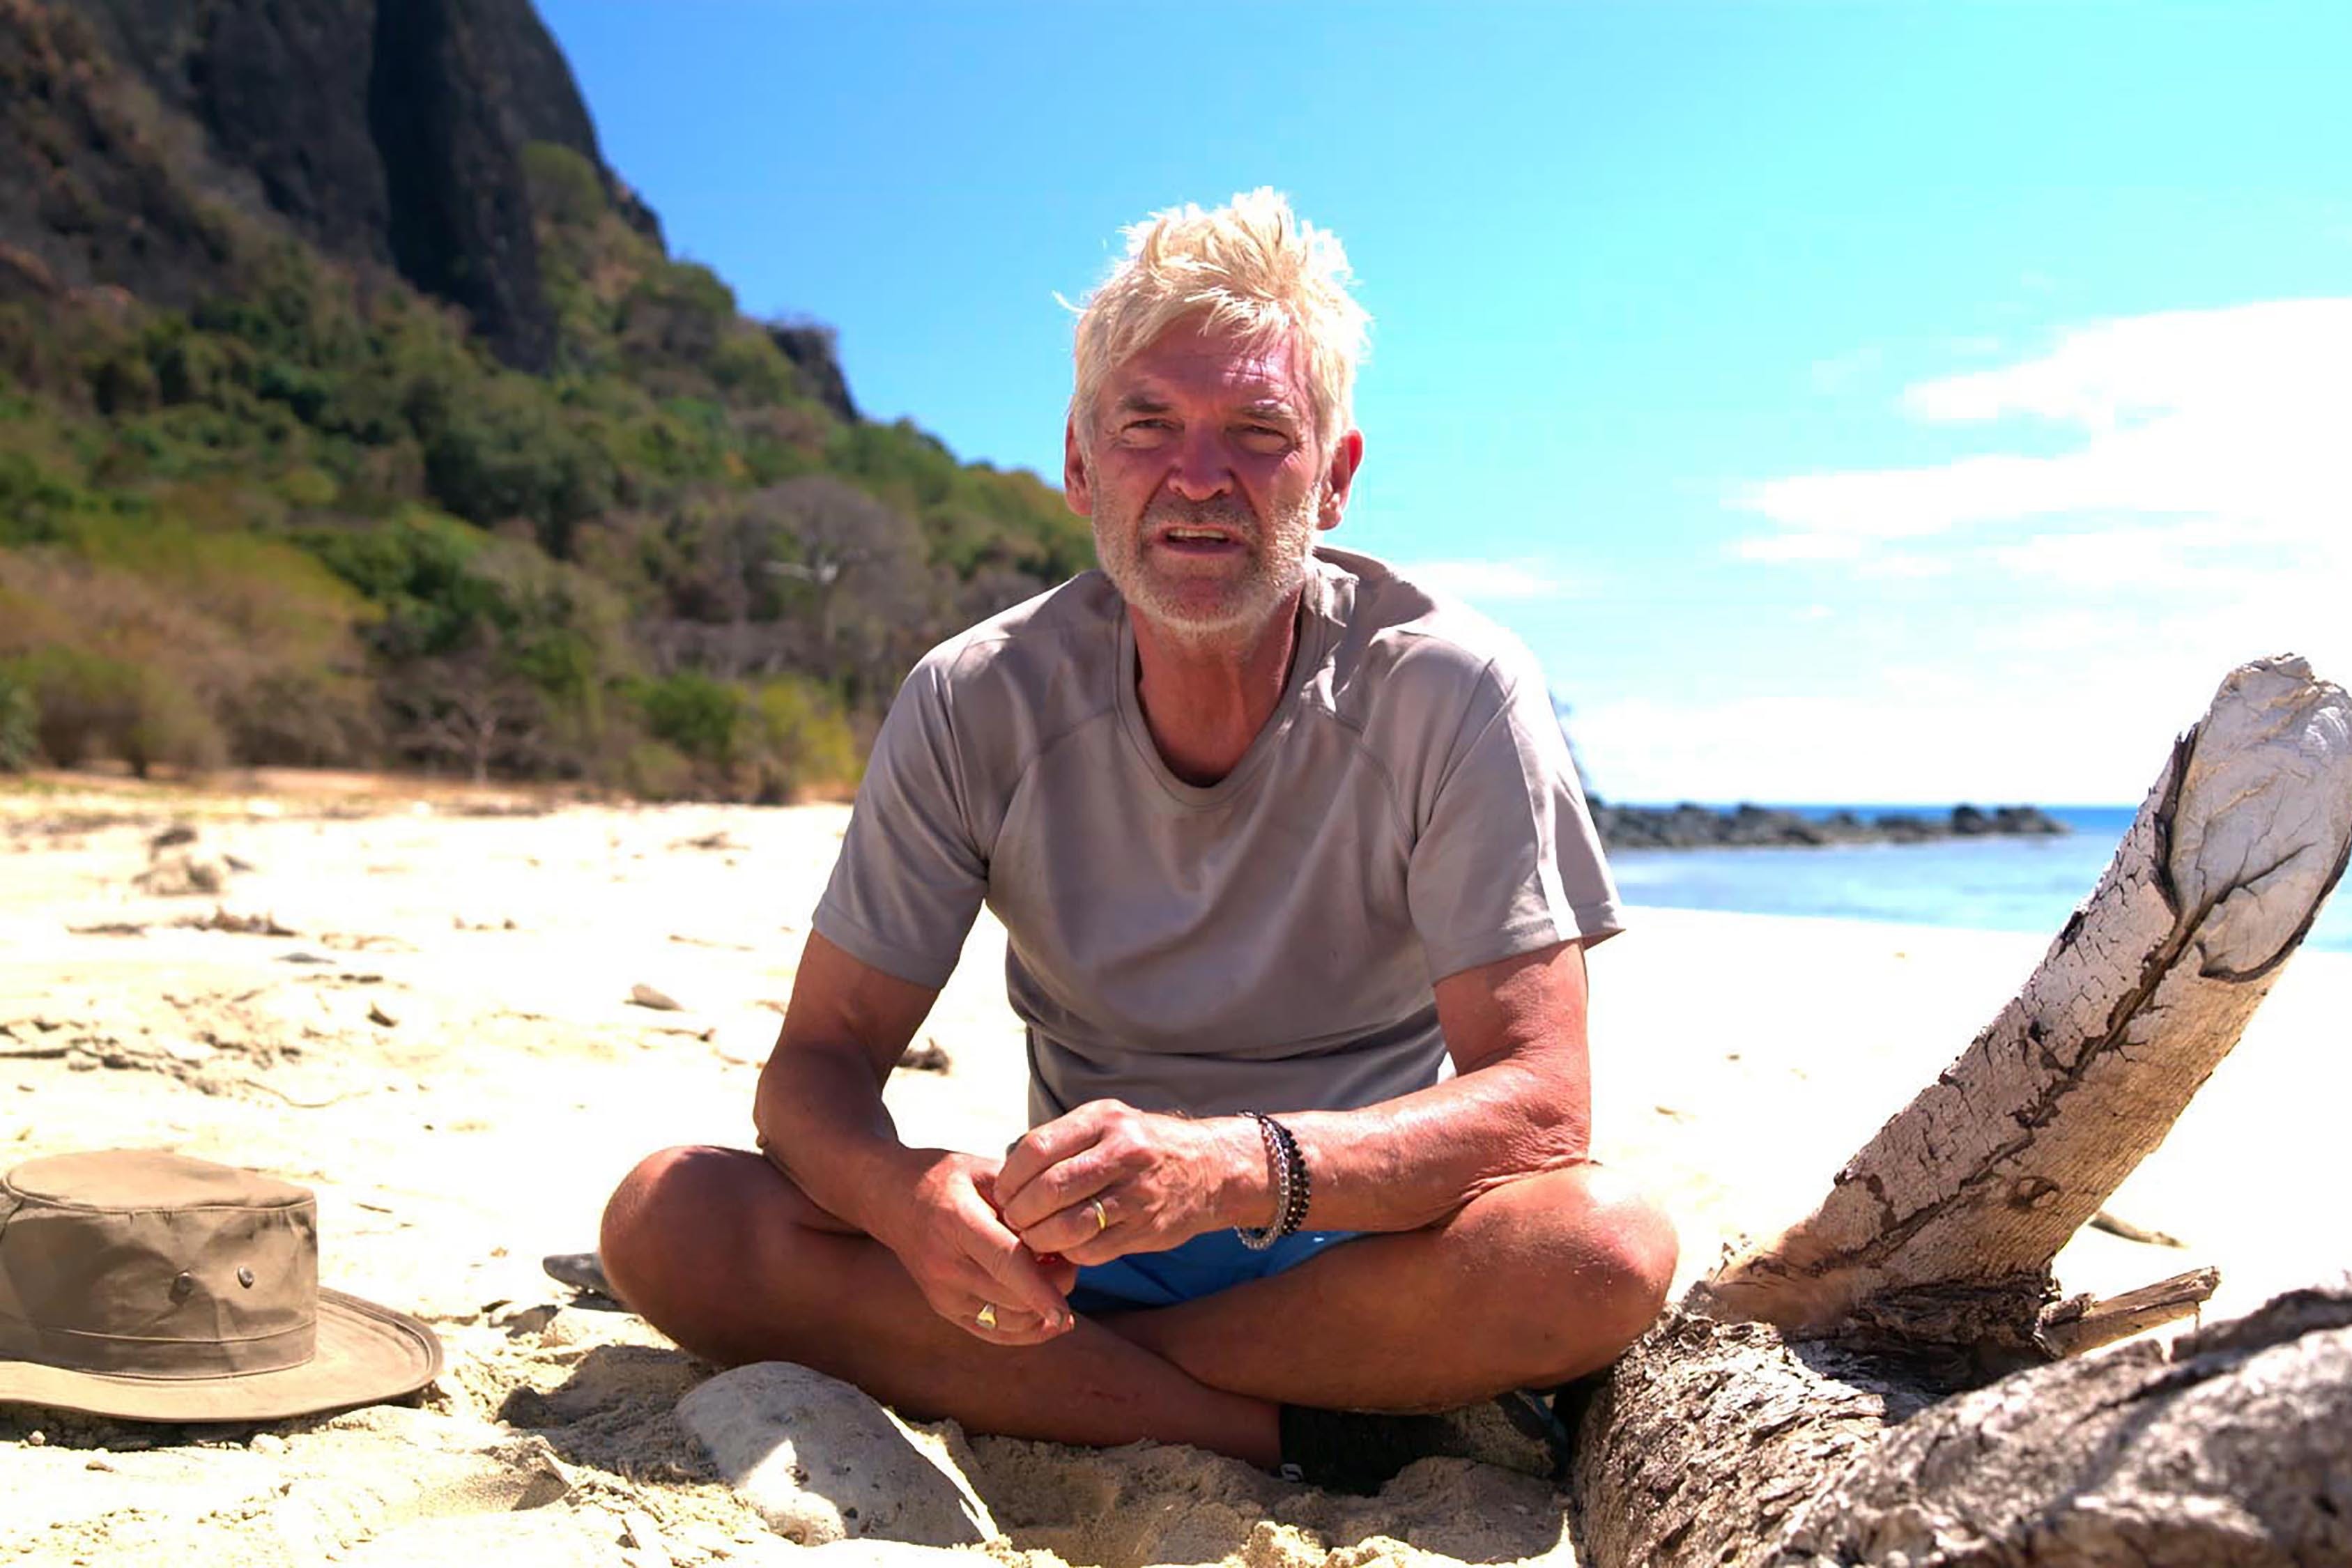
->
[1065, 321, 1360, 647]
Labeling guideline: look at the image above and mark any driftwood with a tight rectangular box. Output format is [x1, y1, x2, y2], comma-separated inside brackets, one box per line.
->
[1574, 656, 2352, 1568]
[2032, 1266, 2218, 1359]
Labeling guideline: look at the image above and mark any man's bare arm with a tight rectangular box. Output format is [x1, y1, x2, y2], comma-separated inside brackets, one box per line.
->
[758, 930, 1075, 1337]
[751, 930, 932, 1227]
[995, 939, 1594, 1259]
[1286, 937, 1592, 1229]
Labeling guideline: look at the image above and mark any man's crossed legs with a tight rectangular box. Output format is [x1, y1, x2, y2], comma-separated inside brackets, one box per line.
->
[599, 1147, 1676, 1477]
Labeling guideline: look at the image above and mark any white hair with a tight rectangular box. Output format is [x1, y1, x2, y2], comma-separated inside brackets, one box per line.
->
[1070, 189, 1369, 450]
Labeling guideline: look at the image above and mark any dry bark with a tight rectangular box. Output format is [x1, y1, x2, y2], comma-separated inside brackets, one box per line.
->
[2032, 1266, 2217, 1358]
[1705, 656, 2352, 1339]
[1576, 1287, 2352, 1568]
[1573, 656, 2352, 1568]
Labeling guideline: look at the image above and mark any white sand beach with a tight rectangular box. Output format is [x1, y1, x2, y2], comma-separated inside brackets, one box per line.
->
[3, 774, 2346, 1567]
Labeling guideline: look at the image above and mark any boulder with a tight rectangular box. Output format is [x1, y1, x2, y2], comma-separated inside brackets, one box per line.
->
[675, 1363, 997, 1548]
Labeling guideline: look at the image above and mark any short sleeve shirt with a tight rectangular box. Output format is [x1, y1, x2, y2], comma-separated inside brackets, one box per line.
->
[813, 547, 1624, 1125]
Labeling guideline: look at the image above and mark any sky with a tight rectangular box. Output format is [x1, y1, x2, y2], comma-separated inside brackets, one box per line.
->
[537, 1, 2351, 806]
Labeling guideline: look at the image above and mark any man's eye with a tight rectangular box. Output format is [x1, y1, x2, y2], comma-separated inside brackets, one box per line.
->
[1237, 426, 1292, 449]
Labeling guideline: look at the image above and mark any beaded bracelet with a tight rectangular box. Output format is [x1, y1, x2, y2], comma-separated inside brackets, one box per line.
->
[1235, 1110, 1311, 1250]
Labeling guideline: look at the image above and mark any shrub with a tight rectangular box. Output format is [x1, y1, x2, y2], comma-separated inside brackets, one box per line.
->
[0, 666, 36, 772]
[10, 647, 225, 776]
[636, 670, 744, 769]
[412, 372, 617, 552]
[0, 452, 99, 546]
[217, 666, 377, 767]
[520, 141, 608, 229]
[619, 738, 695, 800]
[746, 675, 859, 801]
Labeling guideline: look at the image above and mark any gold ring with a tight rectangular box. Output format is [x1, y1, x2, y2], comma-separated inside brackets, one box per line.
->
[975, 1302, 997, 1330]
[1089, 1197, 1109, 1233]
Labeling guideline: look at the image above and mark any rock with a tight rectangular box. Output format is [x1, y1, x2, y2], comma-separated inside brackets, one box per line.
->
[675, 1363, 997, 1548]
[180, 906, 295, 936]
[541, 1252, 617, 1299]
[620, 1508, 672, 1567]
[767, 321, 860, 423]
[17, 0, 670, 371]
[896, 1038, 951, 1073]
[134, 850, 229, 896]
[801, 1544, 985, 1568]
[628, 983, 684, 1013]
[1590, 799, 2072, 853]
[1993, 804, 2068, 835]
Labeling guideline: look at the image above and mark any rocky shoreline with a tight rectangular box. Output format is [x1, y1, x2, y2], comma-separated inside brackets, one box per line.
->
[1592, 801, 2068, 852]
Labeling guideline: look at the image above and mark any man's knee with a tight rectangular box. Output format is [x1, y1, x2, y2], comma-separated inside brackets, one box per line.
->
[1564, 1169, 1679, 1344]
[599, 1144, 755, 1313]
[1481, 1165, 1679, 1385]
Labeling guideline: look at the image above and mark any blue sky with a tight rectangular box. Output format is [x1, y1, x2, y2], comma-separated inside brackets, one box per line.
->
[538, 1, 2351, 805]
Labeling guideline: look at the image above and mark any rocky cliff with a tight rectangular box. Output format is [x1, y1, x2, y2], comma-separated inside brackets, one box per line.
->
[3, 0, 748, 378]
[1, 0, 1089, 795]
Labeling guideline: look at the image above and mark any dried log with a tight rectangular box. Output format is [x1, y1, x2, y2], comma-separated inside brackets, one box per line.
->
[1576, 1286, 2352, 1568]
[1573, 657, 2352, 1568]
[1768, 1286, 2352, 1567]
[2033, 1266, 2218, 1358]
[1705, 656, 2352, 1338]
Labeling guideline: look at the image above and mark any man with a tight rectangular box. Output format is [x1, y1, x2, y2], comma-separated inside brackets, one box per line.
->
[600, 190, 1676, 1492]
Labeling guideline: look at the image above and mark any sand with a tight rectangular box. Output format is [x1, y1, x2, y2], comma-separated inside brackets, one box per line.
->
[2, 772, 2346, 1567]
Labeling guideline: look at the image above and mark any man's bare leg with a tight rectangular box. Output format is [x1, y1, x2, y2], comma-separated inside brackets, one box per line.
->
[1104, 1163, 1677, 1412]
[599, 1148, 1673, 1460]
[599, 1146, 1283, 1463]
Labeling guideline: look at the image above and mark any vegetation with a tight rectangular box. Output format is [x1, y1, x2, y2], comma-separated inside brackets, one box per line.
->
[0, 134, 1089, 797]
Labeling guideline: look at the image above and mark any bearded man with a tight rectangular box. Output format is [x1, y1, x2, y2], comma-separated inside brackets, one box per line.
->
[599, 190, 1676, 1493]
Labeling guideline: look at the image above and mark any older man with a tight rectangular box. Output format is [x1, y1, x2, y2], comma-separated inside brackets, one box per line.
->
[600, 190, 1675, 1492]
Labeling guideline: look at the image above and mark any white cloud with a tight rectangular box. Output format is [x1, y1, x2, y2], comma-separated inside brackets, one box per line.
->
[1571, 679, 2219, 808]
[1591, 301, 2352, 804]
[1736, 298, 2352, 546]
[1397, 558, 1574, 602]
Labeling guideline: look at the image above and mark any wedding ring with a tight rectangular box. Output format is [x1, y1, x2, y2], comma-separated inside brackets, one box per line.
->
[975, 1302, 998, 1330]
[1088, 1197, 1109, 1233]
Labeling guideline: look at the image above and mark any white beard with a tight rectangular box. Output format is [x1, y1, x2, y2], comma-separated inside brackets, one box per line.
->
[1093, 489, 1320, 648]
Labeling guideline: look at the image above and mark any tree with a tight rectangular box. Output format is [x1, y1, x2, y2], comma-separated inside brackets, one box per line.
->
[1569, 656, 2352, 1568]
[382, 627, 548, 785]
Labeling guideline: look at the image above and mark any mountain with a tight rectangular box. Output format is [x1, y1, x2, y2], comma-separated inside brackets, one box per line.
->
[0, 0, 1088, 796]
[11, 0, 659, 371]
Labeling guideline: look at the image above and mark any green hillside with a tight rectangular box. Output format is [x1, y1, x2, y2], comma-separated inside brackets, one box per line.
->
[0, 1, 1089, 797]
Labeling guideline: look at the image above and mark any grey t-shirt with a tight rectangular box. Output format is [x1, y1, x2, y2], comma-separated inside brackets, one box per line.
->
[813, 547, 1623, 1125]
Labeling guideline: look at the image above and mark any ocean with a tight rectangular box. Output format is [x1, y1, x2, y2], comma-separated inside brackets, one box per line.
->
[1608, 805, 2352, 955]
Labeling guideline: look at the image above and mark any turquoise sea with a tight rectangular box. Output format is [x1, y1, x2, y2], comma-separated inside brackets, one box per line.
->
[1609, 806, 2352, 955]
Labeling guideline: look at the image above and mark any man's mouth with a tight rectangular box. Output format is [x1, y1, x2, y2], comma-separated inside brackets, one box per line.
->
[1162, 527, 1237, 543]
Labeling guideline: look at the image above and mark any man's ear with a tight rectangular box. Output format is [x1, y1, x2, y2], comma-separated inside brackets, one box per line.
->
[1063, 415, 1093, 516]
[1318, 429, 1365, 531]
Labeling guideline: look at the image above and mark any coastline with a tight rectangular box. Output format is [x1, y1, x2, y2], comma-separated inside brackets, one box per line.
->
[1593, 799, 2071, 851]
[2, 783, 2344, 1565]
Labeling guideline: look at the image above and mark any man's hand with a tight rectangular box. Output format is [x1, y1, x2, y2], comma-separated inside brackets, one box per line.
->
[877, 1151, 1079, 1344]
[992, 1101, 1266, 1265]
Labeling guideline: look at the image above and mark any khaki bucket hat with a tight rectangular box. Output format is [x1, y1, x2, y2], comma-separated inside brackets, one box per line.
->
[0, 1149, 442, 1422]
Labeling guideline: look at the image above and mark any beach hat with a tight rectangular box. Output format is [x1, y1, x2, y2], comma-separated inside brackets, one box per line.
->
[0, 1149, 443, 1422]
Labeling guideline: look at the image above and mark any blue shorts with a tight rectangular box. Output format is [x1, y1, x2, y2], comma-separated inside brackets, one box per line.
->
[1069, 1227, 1359, 1313]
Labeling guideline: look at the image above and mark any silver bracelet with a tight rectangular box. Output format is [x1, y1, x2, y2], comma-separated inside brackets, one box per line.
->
[1235, 1111, 1310, 1251]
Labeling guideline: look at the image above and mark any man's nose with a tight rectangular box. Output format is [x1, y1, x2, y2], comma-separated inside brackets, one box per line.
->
[1164, 426, 1233, 501]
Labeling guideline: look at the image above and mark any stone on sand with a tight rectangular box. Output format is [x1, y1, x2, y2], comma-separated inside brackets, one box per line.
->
[677, 1362, 998, 1548]
[134, 847, 230, 896]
